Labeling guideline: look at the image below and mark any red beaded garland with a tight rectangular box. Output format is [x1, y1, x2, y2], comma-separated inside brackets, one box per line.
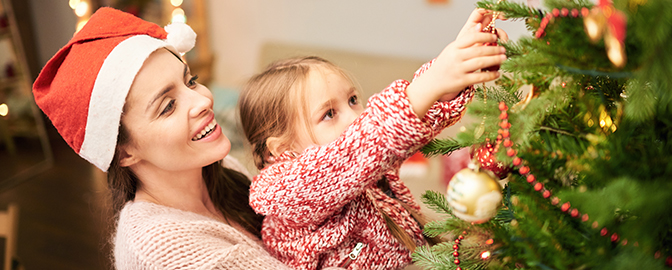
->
[453, 244, 459, 250]
[611, 233, 619, 242]
[496, 93, 672, 267]
[543, 190, 551, 198]
[519, 166, 530, 174]
[454, 259, 461, 265]
[453, 251, 460, 257]
[526, 174, 536, 183]
[534, 182, 543, 191]
[571, 8, 579, 17]
[570, 208, 579, 218]
[499, 112, 509, 120]
[581, 7, 590, 16]
[503, 139, 513, 147]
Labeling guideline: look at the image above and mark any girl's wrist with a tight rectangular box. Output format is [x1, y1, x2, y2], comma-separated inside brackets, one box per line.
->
[405, 78, 443, 117]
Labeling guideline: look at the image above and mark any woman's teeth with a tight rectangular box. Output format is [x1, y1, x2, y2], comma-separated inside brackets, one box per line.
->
[192, 119, 217, 141]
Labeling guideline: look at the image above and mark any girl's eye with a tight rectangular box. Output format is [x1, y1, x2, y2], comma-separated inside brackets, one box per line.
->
[160, 100, 175, 116]
[348, 95, 359, 106]
[322, 109, 335, 121]
[187, 75, 199, 87]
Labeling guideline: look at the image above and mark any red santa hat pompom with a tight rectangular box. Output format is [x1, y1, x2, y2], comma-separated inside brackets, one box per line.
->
[32, 7, 196, 172]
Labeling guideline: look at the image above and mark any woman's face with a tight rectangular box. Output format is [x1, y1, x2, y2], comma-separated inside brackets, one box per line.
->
[120, 49, 230, 172]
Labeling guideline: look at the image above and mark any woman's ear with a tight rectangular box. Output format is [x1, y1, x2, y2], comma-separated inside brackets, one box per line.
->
[265, 136, 288, 159]
[118, 145, 140, 168]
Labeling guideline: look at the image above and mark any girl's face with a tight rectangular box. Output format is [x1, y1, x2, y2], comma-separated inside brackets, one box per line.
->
[120, 49, 230, 172]
[292, 66, 364, 152]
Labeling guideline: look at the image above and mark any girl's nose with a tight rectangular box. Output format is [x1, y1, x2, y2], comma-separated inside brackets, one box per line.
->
[187, 88, 213, 118]
[344, 108, 360, 125]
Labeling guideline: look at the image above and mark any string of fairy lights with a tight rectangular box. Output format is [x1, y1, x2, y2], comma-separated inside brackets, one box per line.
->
[70, 0, 188, 33]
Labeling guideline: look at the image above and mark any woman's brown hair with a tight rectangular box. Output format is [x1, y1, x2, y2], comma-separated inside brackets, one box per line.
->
[107, 123, 264, 238]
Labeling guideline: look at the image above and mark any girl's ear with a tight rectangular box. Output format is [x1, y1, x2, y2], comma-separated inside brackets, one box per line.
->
[266, 136, 288, 158]
[118, 145, 140, 168]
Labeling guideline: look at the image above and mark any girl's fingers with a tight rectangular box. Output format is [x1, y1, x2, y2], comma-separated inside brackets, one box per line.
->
[462, 70, 501, 85]
[496, 28, 509, 43]
[458, 9, 489, 36]
[461, 54, 507, 74]
[454, 32, 498, 49]
[458, 45, 506, 61]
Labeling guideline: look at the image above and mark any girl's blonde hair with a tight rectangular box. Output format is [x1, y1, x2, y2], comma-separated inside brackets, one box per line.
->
[238, 56, 356, 170]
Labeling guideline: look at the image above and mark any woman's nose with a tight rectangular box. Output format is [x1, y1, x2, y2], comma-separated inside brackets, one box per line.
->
[187, 88, 213, 118]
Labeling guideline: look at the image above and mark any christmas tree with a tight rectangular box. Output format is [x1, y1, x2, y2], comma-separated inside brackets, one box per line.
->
[414, 0, 672, 269]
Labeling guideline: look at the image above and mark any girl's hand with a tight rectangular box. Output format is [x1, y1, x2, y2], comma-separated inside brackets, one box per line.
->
[406, 9, 507, 116]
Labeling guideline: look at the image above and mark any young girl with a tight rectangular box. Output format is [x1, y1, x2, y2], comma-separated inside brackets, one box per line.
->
[238, 9, 507, 270]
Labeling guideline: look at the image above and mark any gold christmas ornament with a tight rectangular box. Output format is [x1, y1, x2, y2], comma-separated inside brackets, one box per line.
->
[446, 164, 503, 223]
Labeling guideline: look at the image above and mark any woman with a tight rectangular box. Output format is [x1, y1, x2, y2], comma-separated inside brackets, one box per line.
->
[32, 7, 297, 269]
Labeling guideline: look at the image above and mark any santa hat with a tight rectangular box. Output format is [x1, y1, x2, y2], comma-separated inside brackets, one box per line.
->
[32, 7, 196, 172]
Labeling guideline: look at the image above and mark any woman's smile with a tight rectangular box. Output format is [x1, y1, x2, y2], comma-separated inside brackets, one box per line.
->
[192, 118, 219, 141]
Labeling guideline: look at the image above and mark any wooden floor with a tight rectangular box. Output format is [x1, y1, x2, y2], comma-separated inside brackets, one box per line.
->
[0, 124, 113, 270]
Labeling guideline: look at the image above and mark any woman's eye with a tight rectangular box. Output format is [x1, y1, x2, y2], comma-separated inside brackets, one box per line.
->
[349, 95, 359, 106]
[187, 75, 199, 87]
[160, 100, 175, 116]
[322, 109, 335, 121]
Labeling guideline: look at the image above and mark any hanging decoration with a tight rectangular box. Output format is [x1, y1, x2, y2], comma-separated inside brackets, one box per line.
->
[583, 0, 628, 67]
[446, 163, 503, 223]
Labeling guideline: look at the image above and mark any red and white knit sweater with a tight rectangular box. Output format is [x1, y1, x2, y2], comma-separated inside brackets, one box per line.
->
[249, 61, 473, 270]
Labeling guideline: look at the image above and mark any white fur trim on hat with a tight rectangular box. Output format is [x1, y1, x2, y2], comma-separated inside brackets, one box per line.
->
[79, 35, 169, 172]
[165, 22, 196, 54]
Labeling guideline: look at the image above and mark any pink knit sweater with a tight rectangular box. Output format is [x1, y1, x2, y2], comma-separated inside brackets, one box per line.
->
[114, 201, 292, 269]
[250, 61, 473, 270]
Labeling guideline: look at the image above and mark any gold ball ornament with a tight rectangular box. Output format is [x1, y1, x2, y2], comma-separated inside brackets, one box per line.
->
[446, 166, 503, 223]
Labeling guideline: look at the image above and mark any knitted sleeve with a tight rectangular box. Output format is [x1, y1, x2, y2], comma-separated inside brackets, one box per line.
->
[412, 59, 475, 133]
[250, 80, 435, 225]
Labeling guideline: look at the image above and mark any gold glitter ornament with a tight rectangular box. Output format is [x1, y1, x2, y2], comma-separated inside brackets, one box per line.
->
[447, 164, 503, 223]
